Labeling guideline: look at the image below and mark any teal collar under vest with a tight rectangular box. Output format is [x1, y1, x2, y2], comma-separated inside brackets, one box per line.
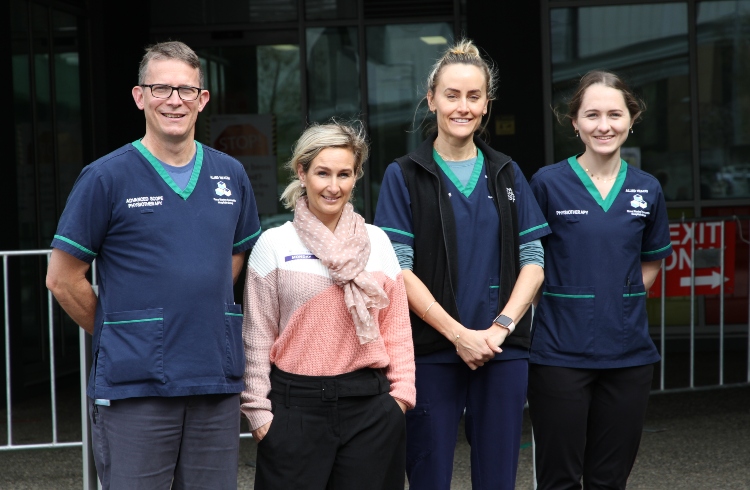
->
[132, 140, 203, 200]
[433, 148, 485, 198]
[568, 154, 627, 212]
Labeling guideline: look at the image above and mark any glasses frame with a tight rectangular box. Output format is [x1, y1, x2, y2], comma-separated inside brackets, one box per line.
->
[140, 84, 205, 101]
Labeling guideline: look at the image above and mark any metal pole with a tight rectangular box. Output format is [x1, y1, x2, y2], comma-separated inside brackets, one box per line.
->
[80, 329, 97, 490]
[82, 258, 98, 489]
[532, 428, 537, 490]
[3, 255, 12, 447]
[690, 222, 696, 388]
[660, 258, 666, 391]
[46, 253, 59, 444]
[747, 219, 750, 384]
[719, 221, 725, 386]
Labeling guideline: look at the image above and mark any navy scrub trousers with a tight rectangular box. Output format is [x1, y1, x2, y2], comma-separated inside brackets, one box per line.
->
[406, 359, 528, 490]
[527, 363, 654, 490]
[254, 367, 406, 490]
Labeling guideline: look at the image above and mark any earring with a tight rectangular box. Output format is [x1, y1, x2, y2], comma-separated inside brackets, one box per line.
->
[630, 127, 634, 134]
[574, 129, 579, 138]
[300, 182, 305, 188]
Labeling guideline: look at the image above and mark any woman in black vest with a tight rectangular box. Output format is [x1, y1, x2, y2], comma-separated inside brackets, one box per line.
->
[373, 39, 550, 490]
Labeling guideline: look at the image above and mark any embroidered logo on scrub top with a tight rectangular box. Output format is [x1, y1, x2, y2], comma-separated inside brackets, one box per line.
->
[627, 194, 650, 217]
[506, 188, 515, 202]
[630, 194, 647, 209]
[215, 181, 232, 197]
[213, 181, 237, 205]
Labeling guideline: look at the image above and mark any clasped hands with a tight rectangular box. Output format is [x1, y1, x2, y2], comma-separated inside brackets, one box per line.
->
[454, 324, 509, 370]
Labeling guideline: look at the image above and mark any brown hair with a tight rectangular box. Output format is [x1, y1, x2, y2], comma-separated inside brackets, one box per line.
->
[560, 70, 645, 126]
[421, 38, 497, 135]
[280, 120, 369, 209]
[138, 41, 204, 87]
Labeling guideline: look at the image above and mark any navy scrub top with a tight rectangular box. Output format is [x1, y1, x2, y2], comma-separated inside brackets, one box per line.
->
[52, 141, 261, 400]
[529, 156, 673, 369]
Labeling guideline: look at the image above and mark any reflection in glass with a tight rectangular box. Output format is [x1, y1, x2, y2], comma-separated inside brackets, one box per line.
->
[52, 10, 84, 233]
[550, 4, 692, 201]
[195, 45, 301, 225]
[366, 23, 453, 212]
[306, 0, 357, 20]
[697, 1, 750, 199]
[151, 0, 297, 26]
[306, 27, 360, 122]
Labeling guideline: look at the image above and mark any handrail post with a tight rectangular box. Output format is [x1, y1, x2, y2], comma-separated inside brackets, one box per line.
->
[80, 328, 97, 490]
[690, 222, 696, 388]
[660, 258, 666, 391]
[719, 221, 725, 386]
[3, 255, 13, 447]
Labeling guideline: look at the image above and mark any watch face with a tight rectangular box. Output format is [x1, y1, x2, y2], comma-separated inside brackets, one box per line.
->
[494, 314, 509, 326]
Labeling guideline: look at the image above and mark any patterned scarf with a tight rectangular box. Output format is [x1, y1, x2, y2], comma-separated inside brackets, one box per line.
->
[293, 197, 389, 344]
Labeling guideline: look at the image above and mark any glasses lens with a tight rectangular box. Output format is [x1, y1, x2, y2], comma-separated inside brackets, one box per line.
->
[177, 87, 200, 100]
[150, 85, 173, 98]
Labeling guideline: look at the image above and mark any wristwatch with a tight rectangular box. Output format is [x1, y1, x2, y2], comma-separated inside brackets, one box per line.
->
[493, 313, 515, 334]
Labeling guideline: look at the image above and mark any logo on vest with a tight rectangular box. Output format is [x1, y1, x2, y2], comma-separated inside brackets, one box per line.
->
[506, 188, 515, 202]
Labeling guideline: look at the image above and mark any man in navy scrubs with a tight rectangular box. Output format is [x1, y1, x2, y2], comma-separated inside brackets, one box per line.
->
[46, 41, 261, 489]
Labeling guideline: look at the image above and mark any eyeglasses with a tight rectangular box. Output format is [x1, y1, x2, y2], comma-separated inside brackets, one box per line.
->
[140, 84, 204, 101]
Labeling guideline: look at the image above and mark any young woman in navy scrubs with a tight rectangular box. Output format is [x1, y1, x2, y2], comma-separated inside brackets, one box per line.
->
[528, 71, 673, 490]
[374, 40, 550, 489]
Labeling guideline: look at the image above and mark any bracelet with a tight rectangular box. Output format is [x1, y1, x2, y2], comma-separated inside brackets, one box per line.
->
[421, 300, 437, 320]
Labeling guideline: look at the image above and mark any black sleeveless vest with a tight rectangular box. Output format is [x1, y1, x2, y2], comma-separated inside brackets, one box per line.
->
[395, 134, 531, 355]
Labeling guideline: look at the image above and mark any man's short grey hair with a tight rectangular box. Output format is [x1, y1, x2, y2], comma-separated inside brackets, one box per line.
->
[138, 41, 204, 87]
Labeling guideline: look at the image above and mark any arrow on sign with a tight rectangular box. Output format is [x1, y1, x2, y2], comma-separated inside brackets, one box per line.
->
[679, 271, 728, 289]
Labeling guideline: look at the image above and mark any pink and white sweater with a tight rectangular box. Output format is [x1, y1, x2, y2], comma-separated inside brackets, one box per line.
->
[240, 222, 416, 431]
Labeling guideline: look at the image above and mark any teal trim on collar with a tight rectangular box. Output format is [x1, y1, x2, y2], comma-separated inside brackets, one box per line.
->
[433, 148, 484, 198]
[224, 312, 243, 317]
[642, 243, 672, 255]
[380, 227, 414, 239]
[519, 222, 549, 237]
[233, 228, 262, 248]
[53, 235, 97, 257]
[132, 140, 203, 200]
[567, 155, 628, 212]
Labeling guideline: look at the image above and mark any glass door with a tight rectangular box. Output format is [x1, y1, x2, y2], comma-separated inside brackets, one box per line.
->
[193, 42, 303, 229]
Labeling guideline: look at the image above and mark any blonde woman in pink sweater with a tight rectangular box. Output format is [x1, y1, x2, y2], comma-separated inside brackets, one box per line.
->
[241, 121, 416, 490]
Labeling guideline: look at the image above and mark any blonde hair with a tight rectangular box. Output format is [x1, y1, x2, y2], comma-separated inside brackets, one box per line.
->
[422, 39, 498, 135]
[280, 121, 369, 210]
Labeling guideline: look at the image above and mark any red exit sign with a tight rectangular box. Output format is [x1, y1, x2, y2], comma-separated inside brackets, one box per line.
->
[649, 221, 735, 298]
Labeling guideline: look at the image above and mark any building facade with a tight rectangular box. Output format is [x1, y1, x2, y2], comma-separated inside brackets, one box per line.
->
[5, 0, 749, 392]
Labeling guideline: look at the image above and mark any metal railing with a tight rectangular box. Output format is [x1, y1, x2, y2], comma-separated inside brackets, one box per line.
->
[2, 250, 78, 450]
[653, 215, 750, 392]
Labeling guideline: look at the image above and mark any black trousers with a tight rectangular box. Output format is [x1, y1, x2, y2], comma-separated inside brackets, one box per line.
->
[527, 364, 654, 490]
[254, 367, 406, 490]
